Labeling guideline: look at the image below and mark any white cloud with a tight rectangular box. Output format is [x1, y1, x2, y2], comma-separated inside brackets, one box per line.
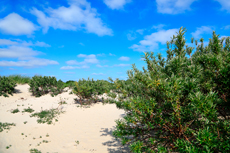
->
[64, 54, 99, 69]
[79, 42, 84, 46]
[0, 39, 50, 47]
[191, 26, 213, 39]
[34, 41, 51, 47]
[114, 64, 131, 67]
[31, 0, 113, 36]
[97, 53, 106, 56]
[127, 29, 145, 41]
[77, 54, 99, 64]
[0, 39, 19, 45]
[152, 24, 166, 30]
[60, 65, 89, 70]
[0, 13, 37, 35]
[156, 0, 197, 14]
[130, 28, 178, 52]
[0, 46, 42, 60]
[215, 0, 230, 12]
[222, 25, 230, 30]
[92, 73, 105, 75]
[103, 0, 131, 10]
[0, 58, 58, 67]
[64, 72, 76, 74]
[119, 56, 130, 61]
[109, 53, 116, 56]
[96, 64, 109, 67]
[0, 39, 56, 67]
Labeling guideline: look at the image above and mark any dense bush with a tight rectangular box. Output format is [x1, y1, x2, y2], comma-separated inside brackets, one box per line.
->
[73, 78, 115, 105]
[110, 27, 230, 152]
[0, 76, 16, 97]
[29, 76, 64, 97]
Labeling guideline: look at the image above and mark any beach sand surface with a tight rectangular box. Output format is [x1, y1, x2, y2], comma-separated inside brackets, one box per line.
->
[0, 84, 129, 153]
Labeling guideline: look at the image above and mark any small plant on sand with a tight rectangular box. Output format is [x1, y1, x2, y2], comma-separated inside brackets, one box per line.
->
[6, 145, 12, 149]
[0, 76, 16, 97]
[24, 121, 27, 124]
[30, 108, 64, 124]
[11, 108, 20, 114]
[0, 122, 16, 132]
[42, 140, 49, 143]
[30, 148, 41, 153]
[22, 107, 34, 113]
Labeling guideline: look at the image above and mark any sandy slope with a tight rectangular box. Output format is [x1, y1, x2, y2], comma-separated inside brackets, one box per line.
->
[0, 84, 129, 153]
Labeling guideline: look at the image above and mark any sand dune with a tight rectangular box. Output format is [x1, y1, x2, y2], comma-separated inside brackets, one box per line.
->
[0, 84, 129, 153]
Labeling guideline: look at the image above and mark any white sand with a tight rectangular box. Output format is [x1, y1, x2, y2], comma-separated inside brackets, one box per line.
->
[0, 84, 129, 153]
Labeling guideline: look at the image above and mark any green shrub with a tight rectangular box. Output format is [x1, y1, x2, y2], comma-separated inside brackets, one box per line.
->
[0, 122, 16, 132]
[29, 75, 64, 97]
[0, 76, 16, 97]
[73, 78, 114, 105]
[111, 27, 230, 152]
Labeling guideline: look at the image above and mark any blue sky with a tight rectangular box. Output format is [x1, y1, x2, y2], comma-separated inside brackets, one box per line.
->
[0, 0, 230, 82]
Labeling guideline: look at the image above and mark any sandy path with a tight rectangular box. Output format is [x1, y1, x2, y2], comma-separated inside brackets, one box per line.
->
[0, 84, 129, 153]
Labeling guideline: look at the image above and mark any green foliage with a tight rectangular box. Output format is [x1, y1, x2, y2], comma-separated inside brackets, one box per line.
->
[0, 122, 16, 132]
[30, 108, 63, 124]
[111, 27, 230, 152]
[73, 78, 115, 105]
[0, 76, 16, 97]
[30, 148, 42, 153]
[11, 108, 20, 113]
[7, 75, 31, 84]
[29, 75, 64, 97]
[22, 107, 35, 113]
[63, 80, 75, 88]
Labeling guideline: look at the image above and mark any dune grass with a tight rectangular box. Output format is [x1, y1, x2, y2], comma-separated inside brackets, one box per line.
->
[0, 122, 16, 132]
[7, 75, 31, 84]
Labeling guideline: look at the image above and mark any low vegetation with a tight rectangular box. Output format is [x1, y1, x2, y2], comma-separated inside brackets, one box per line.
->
[30, 108, 64, 124]
[0, 122, 16, 132]
[22, 107, 35, 113]
[11, 108, 20, 114]
[7, 75, 31, 84]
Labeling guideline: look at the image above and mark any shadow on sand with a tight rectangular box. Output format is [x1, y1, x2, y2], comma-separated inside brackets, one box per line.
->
[100, 127, 130, 153]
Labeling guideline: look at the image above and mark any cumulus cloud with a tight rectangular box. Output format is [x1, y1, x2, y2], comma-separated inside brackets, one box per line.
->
[215, 0, 230, 12]
[156, 0, 197, 14]
[0, 39, 57, 67]
[191, 26, 213, 39]
[0, 39, 50, 47]
[30, 0, 113, 36]
[118, 56, 130, 61]
[0, 13, 37, 35]
[103, 0, 131, 10]
[130, 28, 178, 52]
[0, 58, 58, 67]
[63, 54, 99, 70]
